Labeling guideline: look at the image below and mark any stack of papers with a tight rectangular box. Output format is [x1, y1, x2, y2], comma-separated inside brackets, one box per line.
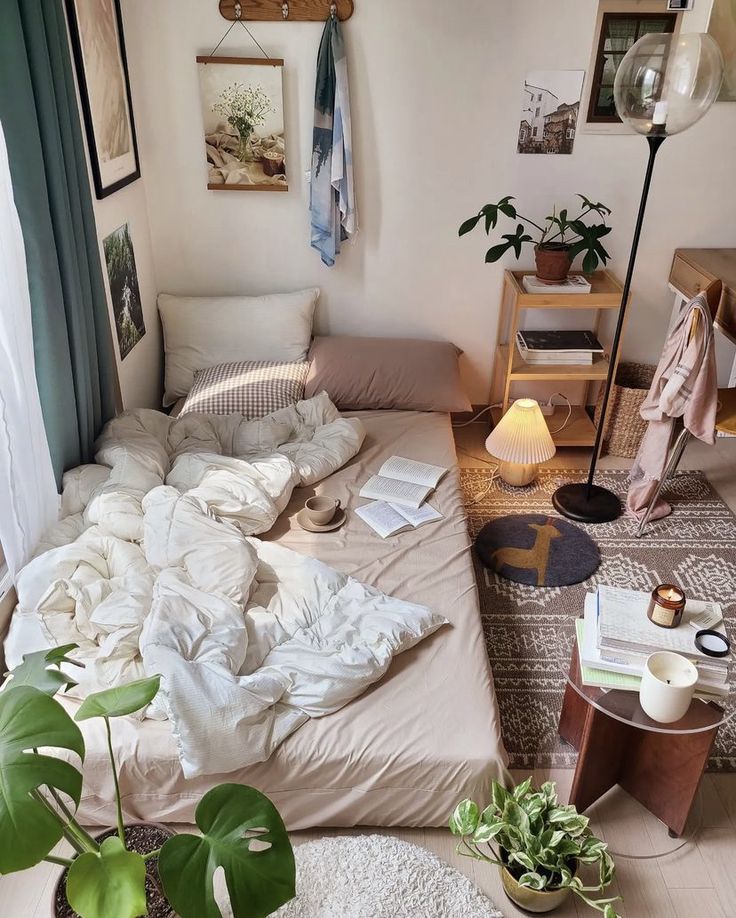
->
[577, 588, 731, 699]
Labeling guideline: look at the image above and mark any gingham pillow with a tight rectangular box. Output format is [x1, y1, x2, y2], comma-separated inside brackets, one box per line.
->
[179, 360, 310, 418]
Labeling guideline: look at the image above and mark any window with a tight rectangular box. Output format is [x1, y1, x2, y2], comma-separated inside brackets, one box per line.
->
[566, 128, 575, 139]
[532, 127, 538, 137]
[535, 106, 540, 117]
[537, 93, 542, 101]
[587, 11, 677, 123]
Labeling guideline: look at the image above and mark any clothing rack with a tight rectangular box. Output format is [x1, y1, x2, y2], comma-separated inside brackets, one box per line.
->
[219, 0, 354, 21]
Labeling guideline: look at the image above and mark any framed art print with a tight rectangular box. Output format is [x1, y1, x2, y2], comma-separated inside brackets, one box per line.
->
[65, 0, 141, 198]
[197, 56, 288, 191]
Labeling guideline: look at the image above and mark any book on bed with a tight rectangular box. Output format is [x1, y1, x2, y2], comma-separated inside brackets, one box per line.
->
[356, 500, 443, 538]
[359, 456, 448, 509]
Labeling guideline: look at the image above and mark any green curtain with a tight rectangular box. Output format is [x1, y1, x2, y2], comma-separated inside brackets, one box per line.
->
[0, 0, 118, 484]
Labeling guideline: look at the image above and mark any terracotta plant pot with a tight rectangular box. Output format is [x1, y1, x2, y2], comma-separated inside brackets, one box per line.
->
[500, 860, 576, 914]
[52, 824, 175, 918]
[534, 244, 572, 282]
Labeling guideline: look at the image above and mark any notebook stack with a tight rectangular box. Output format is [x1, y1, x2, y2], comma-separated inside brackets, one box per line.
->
[577, 585, 731, 699]
[516, 329, 604, 366]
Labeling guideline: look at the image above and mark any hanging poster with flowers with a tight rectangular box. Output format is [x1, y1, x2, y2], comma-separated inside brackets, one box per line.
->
[197, 56, 287, 191]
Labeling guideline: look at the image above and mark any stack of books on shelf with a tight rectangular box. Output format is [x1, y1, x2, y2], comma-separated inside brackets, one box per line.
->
[516, 330, 604, 366]
[577, 585, 731, 700]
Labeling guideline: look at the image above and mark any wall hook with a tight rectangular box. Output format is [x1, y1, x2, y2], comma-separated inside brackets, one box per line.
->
[234, 2, 242, 19]
[282, 2, 289, 18]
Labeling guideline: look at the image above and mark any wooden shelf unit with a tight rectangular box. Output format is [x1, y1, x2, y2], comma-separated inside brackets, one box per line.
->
[492, 269, 625, 448]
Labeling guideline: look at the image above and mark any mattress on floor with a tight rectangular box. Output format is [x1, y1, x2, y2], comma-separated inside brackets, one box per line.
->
[44, 410, 509, 828]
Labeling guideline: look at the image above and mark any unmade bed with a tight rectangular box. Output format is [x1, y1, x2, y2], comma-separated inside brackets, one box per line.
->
[9, 409, 508, 829]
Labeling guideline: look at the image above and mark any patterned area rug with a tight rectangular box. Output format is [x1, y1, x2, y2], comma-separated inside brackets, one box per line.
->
[460, 468, 736, 772]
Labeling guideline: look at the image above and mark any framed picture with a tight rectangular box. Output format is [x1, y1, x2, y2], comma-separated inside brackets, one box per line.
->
[518, 70, 585, 155]
[103, 224, 146, 360]
[197, 56, 288, 192]
[65, 0, 141, 199]
[708, 0, 736, 102]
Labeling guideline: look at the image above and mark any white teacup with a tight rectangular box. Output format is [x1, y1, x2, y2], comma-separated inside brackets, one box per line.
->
[639, 651, 698, 724]
[305, 496, 341, 526]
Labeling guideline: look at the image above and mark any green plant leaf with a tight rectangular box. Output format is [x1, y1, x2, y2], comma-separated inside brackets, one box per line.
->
[491, 781, 508, 813]
[66, 836, 147, 918]
[510, 850, 535, 871]
[485, 241, 514, 262]
[459, 214, 482, 237]
[0, 686, 84, 873]
[158, 784, 296, 918]
[513, 777, 533, 801]
[450, 799, 480, 836]
[503, 799, 530, 834]
[7, 644, 82, 696]
[473, 820, 504, 844]
[75, 676, 161, 721]
[518, 871, 546, 890]
[603, 905, 619, 918]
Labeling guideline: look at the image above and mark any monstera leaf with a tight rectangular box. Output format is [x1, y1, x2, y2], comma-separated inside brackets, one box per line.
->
[7, 644, 81, 696]
[0, 686, 84, 873]
[485, 224, 533, 262]
[66, 836, 147, 918]
[75, 676, 161, 721]
[158, 784, 296, 918]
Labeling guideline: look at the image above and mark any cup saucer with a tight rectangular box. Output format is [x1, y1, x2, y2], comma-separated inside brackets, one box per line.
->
[297, 507, 347, 533]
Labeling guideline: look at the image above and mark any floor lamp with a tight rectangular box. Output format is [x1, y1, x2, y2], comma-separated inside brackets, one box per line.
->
[553, 32, 724, 524]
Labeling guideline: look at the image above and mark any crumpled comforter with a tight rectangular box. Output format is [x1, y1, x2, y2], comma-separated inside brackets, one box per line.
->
[5, 394, 446, 777]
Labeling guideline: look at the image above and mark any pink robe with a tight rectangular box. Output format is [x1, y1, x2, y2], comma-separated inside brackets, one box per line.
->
[626, 293, 718, 521]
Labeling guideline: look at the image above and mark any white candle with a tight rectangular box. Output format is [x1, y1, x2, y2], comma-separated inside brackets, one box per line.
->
[652, 100, 669, 125]
[639, 652, 697, 724]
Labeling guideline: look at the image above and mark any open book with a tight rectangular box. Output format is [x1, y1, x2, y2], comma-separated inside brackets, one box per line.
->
[356, 501, 443, 539]
[359, 456, 448, 510]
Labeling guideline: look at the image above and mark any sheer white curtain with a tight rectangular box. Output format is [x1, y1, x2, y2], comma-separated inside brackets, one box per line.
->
[0, 120, 58, 577]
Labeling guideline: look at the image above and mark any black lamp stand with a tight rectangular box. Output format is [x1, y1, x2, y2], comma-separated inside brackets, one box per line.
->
[552, 133, 667, 524]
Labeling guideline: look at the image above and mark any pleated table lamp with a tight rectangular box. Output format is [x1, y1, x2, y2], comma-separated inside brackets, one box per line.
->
[485, 398, 556, 487]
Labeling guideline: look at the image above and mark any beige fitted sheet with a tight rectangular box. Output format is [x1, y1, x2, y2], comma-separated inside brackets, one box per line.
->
[74, 410, 508, 829]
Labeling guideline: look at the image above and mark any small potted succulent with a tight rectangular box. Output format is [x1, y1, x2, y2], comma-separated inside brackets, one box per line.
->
[0, 645, 296, 918]
[450, 778, 621, 916]
[459, 194, 612, 281]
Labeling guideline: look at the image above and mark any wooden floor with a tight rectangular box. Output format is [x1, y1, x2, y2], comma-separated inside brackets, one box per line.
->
[3, 425, 735, 917]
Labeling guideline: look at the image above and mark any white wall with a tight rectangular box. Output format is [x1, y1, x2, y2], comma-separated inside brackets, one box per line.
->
[121, 0, 736, 403]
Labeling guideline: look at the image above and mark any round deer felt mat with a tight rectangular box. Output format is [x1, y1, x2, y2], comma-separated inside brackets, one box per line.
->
[475, 513, 600, 586]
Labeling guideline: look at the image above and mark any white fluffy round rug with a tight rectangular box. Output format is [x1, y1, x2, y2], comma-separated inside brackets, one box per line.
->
[275, 835, 504, 918]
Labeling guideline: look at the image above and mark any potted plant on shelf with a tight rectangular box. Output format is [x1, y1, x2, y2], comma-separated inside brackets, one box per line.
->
[0, 645, 296, 918]
[459, 194, 613, 281]
[450, 778, 621, 916]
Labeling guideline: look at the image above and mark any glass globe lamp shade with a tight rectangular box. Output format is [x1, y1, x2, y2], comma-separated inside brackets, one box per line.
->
[613, 32, 723, 136]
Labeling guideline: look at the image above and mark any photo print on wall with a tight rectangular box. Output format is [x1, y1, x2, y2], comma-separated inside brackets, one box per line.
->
[65, 0, 141, 198]
[518, 70, 585, 154]
[197, 56, 287, 191]
[103, 223, 146, 360]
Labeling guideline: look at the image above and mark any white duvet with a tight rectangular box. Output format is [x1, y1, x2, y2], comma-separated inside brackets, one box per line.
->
[5, 394, 446, 778]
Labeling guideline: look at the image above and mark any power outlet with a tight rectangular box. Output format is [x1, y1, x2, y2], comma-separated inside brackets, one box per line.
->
[539, 403, 555, 416]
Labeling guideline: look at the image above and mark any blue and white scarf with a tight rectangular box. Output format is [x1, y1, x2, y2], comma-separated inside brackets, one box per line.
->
[310, 17, 358, 267]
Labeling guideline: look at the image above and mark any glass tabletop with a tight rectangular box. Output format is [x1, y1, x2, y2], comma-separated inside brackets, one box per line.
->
[565, 649, 734, 735]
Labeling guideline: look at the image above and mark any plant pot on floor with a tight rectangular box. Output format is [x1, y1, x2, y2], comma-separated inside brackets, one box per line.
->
[535, 244, 573, 282]
[53, 825, 175, 918]
[500, 854, 577, 914]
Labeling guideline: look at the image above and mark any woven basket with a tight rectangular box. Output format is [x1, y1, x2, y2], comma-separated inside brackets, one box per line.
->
[594, 362, 655, 458]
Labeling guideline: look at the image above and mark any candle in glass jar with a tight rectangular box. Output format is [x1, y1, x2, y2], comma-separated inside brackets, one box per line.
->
[639, 652, 698, 724]
[647, 583, 686, 629]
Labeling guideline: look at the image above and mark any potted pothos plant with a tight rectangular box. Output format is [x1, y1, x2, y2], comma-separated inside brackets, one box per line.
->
[450, 779, 621, 916]
[459, 194, 612, 281]
[0, 644, 296, 918]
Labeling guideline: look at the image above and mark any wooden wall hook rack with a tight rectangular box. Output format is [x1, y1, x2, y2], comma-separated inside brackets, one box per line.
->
[219, 0, 354, 21]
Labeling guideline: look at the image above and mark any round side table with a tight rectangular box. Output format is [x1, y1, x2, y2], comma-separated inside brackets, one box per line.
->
[559, 637, 733, 851]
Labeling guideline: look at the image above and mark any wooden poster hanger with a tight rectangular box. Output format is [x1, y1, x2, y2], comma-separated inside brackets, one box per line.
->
[219, 0, 354, 21]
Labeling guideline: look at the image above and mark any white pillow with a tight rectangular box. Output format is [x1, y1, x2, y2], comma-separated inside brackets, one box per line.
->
[158, 288, 319, 406]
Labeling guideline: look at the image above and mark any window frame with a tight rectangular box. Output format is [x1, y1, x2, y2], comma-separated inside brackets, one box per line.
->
[580, 1, 682, 135]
